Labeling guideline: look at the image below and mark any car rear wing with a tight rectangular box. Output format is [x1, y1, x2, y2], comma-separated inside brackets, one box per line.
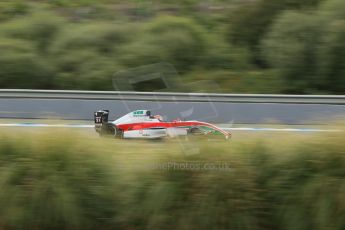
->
[94, 110, 109, 125]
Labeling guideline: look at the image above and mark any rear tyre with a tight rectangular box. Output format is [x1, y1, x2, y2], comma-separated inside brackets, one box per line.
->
[111, 125, 123, 139]
[99, 123, 115, 137]
[113, 126, 123, 139]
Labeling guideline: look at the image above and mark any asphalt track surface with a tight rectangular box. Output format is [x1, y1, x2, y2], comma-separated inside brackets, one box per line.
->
[0, 119, 341, 134]
[1, 90, 344, 125]
[1, 98, 345, 125]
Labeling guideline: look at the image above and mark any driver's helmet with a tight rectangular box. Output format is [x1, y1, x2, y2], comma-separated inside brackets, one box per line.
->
[153, 115, 163, 121]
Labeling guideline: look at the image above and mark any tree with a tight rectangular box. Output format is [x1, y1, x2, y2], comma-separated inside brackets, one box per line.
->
[227, 0, 324, 66]
[261, 11, 321, 93]
[261, 0, 345, 94]
[0, 39, 53, 88]
[118, 16, 207, 73]
[0, 12, 63, 53]
[317, 21, 345, 93]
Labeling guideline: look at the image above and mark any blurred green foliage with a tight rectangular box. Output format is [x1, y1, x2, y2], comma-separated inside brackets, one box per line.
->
[261, 0, 345, 93]
[0, 128, 345, 230]
[0, 0, 344, 93]
[0, 132, 117, 230]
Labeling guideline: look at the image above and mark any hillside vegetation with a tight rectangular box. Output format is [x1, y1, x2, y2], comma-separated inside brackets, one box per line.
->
[0, 0, 344, 94]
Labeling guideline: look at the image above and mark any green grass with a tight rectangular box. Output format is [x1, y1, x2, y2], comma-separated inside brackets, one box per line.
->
[0, 128, 344, 230]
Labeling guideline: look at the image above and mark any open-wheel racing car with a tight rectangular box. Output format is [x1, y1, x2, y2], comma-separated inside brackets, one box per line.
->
[94, 110, 230, 140]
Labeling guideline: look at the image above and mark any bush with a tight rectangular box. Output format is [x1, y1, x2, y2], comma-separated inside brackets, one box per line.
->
[51, 23, 132, 55]
[0, 131, 117, 230]
[53, 49, 118, 90]
[0, 1, 30, 21]
[261, 0, 345, 94]
[0, 38, 54, 89]
[0, 128, 345, 230]
[0, 11, 64, 53]
[227, 0, 323, 66]
[261, 11, 321, 93]
[50, 23, 134, 89]
[0, 0, 344, 93]
[119, 16, 207, 73]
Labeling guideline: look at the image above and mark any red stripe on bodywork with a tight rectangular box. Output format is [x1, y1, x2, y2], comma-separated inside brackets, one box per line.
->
[117, 121, 230, 138]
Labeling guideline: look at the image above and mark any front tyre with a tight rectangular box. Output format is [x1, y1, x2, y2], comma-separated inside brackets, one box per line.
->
[188, 127, 204, 135]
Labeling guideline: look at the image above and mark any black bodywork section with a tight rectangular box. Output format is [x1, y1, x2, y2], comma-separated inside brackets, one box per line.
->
[94, 110, 116, 136]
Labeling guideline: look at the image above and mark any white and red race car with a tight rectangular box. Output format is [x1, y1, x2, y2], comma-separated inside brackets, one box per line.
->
[94, 109, 230, 140]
